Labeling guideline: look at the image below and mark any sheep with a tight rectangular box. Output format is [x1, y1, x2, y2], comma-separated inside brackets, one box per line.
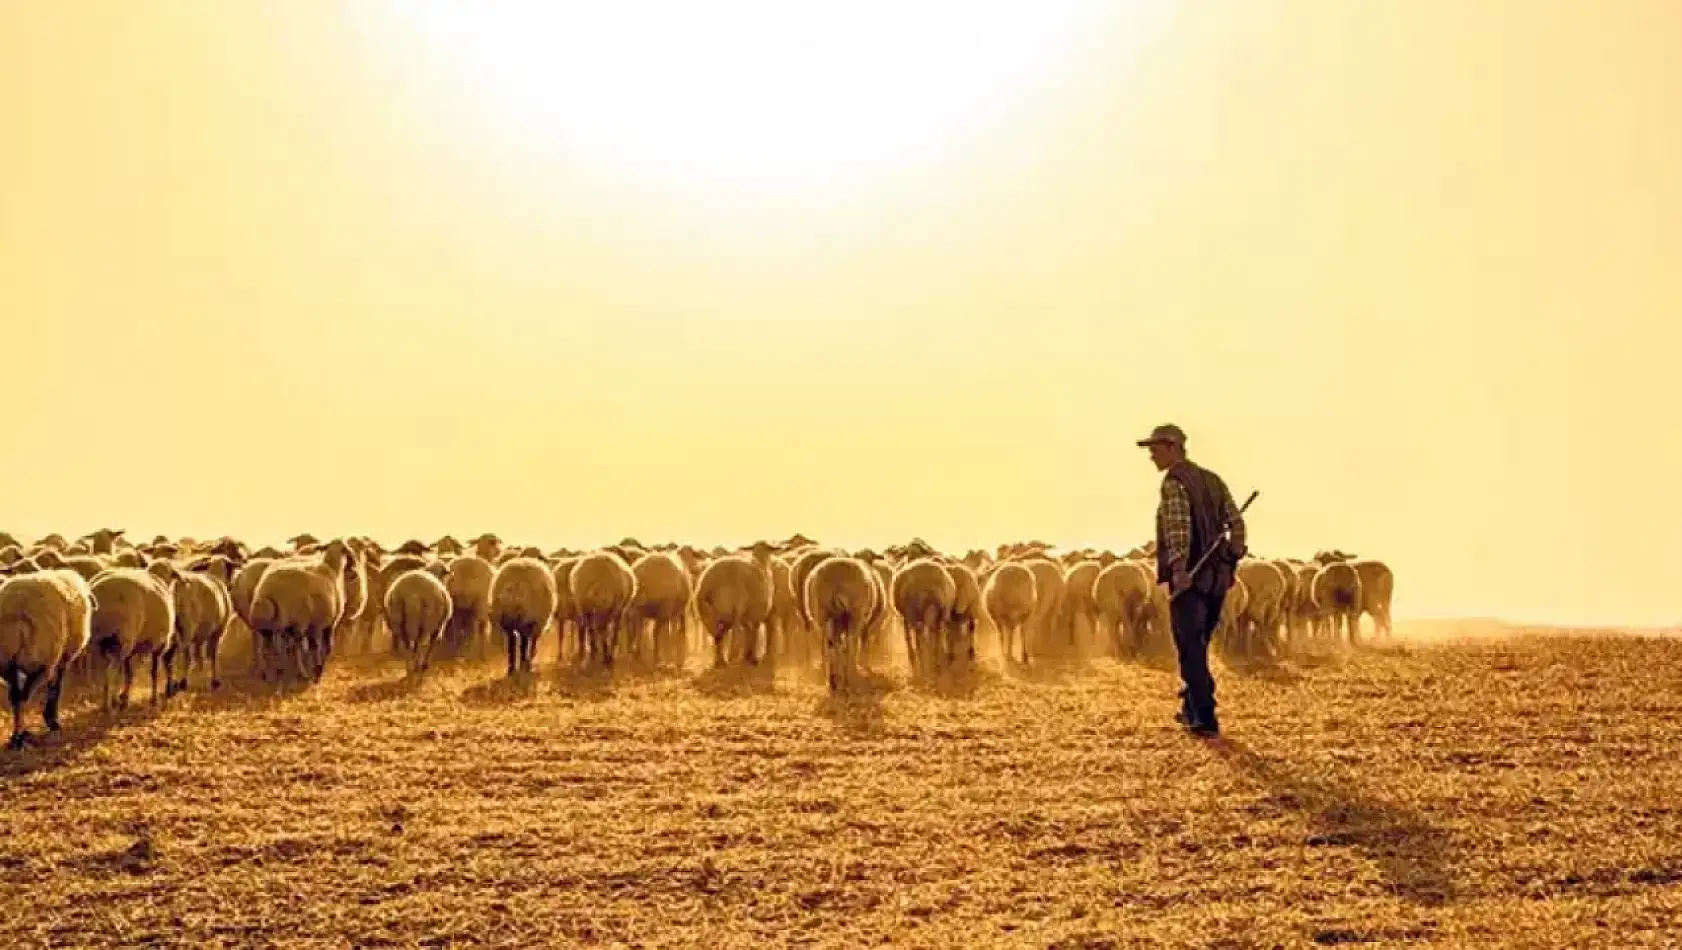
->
[169, 562, 233, 693]
[1060, 559, 1103, 656]
[628, 551, 692, 671]
[983, 562, 1038, 666]
[764, 555, 807, 667]
[1234, 559, 1289, 658]
[88, 564, 180, 709]
[550, 557, 581, 662]
[1213, 576, 1251, 655]
[1093, 560, 1155, 657]
[943, 560, 983, 669]
[489, 557, 558, 677]
[335, 542, 374, 655]
[1286, 561, 1320, 646]
[804, 556, 879, 694]
[0, 569, 94, 748]
[691, 544, 774, 668]
[369, 554, 428, 649]
[1352, 558, 1395, 638]
[382, 568, 451, 674]
[890, 558, 956, 677]
[789, 547, 841, 627]
[31, 549, 109, 583]
[230, 555, 277, 660]
[442, 555, 495, 660]
[1022, 558, 1066, 660]
[248, 542, 351, 684]
[1309, 559, 1364, 645]
[84, 528, 125, 556]
[568, 549, 638, 668]
[471, 533, 503, 562]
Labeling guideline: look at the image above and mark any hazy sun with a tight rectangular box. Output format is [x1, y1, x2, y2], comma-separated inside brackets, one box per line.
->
[369, 1, 1119, 192]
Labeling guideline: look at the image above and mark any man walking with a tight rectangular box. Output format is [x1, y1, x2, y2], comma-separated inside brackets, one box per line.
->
[1137, 424, 1247, 736]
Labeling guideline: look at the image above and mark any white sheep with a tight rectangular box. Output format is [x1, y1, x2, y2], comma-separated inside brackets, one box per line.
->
[443, 555, 495, 660]
[804, 556, 879, 694]
[489, 557, 558, 677]
[568, 549, 638, 668]
[169, 562, 233, 694]
[0, 569, 95, 748]
[862, 557, 895, 668]
[248, 542, 351, 684]
[1060, 559, 1102, 656]
[942, 560, 983, 669]
[983, 562, 1038, 666]
[1022, 558, 1066, 661]
[230, 555, 277, 666]
[1093, 560, 1155, 657]
[550, 557, 581, 663]
[691, 543, 774, 668]
[629, 552, 693, 671]
[1234, 559, 1289, 658]
[1309, 558, 1364, 645]
[384, 568, 451, 674]
[370, 553, 429, 648]
[890, 558, 956, 677]
[88, 564, 180, 708]
[1351, 557, 1395, 638]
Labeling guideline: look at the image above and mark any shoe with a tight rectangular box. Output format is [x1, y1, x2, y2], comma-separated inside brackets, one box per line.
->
[1188, 717, 1220, 737]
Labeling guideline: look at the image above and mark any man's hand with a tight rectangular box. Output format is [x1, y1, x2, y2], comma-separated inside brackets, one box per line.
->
[1170, 565, 1192, 594]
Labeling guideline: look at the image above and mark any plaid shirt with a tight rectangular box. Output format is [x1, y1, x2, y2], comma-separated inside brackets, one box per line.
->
[1159, 463, 1247, 568]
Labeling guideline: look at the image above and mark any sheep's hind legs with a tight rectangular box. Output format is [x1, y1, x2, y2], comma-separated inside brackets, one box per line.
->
[7, 667, 38, 751]
[42, 668, 67, 733]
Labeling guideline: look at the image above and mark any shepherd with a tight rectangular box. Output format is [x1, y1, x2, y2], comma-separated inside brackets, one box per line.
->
[1137, 423, 1248, 737]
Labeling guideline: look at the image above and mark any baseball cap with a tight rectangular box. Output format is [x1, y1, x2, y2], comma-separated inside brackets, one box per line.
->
[1136, 424, 1187, 447]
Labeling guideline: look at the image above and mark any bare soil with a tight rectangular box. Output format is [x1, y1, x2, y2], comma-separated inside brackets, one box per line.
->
[3, 630, 1680, 948]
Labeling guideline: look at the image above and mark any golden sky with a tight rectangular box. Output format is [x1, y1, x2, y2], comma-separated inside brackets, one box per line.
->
[2, 2, 1678, 626]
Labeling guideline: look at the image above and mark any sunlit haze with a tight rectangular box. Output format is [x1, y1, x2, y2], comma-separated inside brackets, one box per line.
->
[1, 2, 1677, 626]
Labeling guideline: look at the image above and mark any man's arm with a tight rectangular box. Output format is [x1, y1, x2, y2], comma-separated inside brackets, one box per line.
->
[1160, 476, 1192, 568]
[1220, 480, 1248, 554]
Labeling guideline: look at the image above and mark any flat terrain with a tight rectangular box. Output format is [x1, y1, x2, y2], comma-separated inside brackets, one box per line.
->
[3, 630, 1680, 948]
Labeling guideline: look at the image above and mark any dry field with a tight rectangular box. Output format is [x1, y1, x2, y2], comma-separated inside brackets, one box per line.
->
[3, 629, 1680, 948]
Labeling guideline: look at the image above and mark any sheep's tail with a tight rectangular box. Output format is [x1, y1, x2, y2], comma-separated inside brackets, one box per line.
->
[249, 594, 279, 631]
[1331, 585, 1356, 610]
[0, 608, 39, 661]
[388, 596, 408, 641]
[821, 583, 863, 627]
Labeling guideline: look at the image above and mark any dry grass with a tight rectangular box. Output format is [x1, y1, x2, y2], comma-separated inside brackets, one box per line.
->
[3, 629, 1681, 948]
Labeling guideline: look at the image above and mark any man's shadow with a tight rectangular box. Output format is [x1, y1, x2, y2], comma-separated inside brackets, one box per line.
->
[1204, 736, 1456, 906]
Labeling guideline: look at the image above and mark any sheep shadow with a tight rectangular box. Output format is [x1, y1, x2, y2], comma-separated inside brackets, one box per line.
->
[1221, 656, 1305, 684]
[177, 673, 317, 713]
[0, 701, 163, 780]
[1115, 647, 1180, 674]
[548, 664, 618, 701]
[343, 670, 431, 705]
[1005, 655, 1091, 686]
[1281, 646, 1347, 669]
[692, 663, 777, 698]
[458, 672, 544, 706]
[814, 672, 892, 737]
[909, 664, 990, 700]
[1205, 737, 1457, 906]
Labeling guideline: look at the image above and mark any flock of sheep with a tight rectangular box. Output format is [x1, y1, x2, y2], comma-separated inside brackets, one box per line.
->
[0, 529, 1394, 751]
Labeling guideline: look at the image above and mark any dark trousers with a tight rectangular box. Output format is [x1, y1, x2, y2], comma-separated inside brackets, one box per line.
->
[1170, 586, 1225, 724]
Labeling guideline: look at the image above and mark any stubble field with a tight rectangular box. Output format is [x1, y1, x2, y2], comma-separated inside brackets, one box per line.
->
[2, 628, 1680, 948]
